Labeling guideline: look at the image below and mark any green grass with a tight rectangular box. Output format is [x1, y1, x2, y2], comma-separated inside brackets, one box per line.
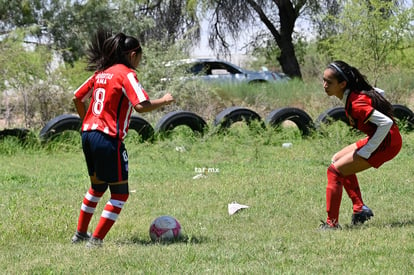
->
[1, 125, 414, 274]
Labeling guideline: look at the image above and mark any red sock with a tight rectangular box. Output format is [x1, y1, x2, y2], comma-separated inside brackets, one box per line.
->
[326, 164, 344, 226]
[343, 174, 364, 213]
[76, 187, 105, 233]
[92, 193, 129, 240]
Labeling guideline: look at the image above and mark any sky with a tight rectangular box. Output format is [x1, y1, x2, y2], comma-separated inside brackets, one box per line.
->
[190, 0, 413, 64]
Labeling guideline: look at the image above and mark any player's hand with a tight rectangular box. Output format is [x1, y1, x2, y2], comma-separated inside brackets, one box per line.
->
[162, 93, 175, 105]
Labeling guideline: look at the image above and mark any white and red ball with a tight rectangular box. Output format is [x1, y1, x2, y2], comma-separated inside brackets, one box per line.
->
[149, 215, 182, 242]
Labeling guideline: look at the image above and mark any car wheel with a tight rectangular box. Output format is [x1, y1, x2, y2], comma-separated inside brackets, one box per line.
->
[392, 104, 414, 130]
[213, 107, 263, 130]
[39, 114, 81, 142]
[315, 107, 349, 128]
[155, 110, 207, 135]
[0, 128, 30, 140]
[265, 107, 314, 136]
[129, 115, 154, 141]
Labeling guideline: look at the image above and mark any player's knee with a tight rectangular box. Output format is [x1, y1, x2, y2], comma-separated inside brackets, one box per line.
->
[109, 183, 129, 196]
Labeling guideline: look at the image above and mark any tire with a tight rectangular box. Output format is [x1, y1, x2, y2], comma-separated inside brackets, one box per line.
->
[39, 114, 81, 141]
[392, 104, 414, 130]
[129, 115, 154, 141]
[315, 107, 349, 128]
[155, 111, 207, 135]
[0, 128, 30, 140]
[265, 107, 314, 136]
[213, 107, 263, 129]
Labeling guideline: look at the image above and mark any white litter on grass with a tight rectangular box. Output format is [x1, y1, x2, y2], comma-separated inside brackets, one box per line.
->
[228, 202, 249, 215]
[282, 142, 292, 148]
[193, 173, 207, 179]
[175, 146, 186, 152]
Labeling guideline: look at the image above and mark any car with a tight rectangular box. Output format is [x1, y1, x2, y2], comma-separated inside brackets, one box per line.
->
[163, 58, 289, 85]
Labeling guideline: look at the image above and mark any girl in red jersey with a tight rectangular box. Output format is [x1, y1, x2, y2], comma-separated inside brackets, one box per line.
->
[71, 29, 174, 246]
[320, 60, 402, 230]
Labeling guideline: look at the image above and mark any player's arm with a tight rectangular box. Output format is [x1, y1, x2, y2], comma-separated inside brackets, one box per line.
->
[73, 96, 87, 120]
[73, 75, 94, 120]
[134, 93, 174, 113]
[357, 110, 393, 159]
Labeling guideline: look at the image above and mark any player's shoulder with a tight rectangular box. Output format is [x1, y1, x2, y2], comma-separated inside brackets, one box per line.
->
[349, 91, 371, 102]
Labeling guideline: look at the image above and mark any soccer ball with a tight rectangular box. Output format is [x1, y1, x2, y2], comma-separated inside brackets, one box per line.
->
[149, 215, 182, 242]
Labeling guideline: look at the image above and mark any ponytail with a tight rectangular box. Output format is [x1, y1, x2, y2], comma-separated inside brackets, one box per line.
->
[86, 29, 142, 71]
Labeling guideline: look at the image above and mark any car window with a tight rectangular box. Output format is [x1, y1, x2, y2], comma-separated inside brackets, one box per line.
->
[211, 69, 230, 75]
[207, 62, 241, 75]
[191, 63, 204, 74]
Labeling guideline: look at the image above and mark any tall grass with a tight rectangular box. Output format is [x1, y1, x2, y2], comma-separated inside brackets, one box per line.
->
[1, 124, 413, 274]
[156, 70, 414, 129]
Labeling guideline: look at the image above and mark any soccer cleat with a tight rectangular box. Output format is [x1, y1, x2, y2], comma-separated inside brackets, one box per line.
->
[319, 220, 342, 230]
[71, 231, 91, 243]
[86, 237, 103, 248]
[352, 205, 374, 225]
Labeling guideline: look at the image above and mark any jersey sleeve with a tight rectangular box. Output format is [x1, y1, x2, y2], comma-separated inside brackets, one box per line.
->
[123, 72, 149, 106]
[73, 75, 95, 102]
[357, 110, 393, 159]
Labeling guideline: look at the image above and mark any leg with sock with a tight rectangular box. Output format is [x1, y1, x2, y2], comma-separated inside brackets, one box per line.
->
[343, 174, 364, 213]
[343, 174, 374, 225]
[88, 183, 129, 246]
[323, 164, 344, 229]
[72, 186, 106, 243]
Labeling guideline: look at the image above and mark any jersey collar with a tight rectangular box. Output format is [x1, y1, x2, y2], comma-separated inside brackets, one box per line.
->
[342, 89, 350, 104]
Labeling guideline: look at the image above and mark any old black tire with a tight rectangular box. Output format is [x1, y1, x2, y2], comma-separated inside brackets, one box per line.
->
[155, 111, 207, 135]
[213, 107, 263, 130]
[39, 114, 81, 141]
[315, 107, 349, 128]
[129, 115, 154, 141]
[265, 107, 314, 136]
[392, 104, 414, 130]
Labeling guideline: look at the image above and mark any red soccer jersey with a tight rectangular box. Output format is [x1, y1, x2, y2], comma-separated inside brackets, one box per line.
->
[74, 64, 149, 140]
[345, 91, 377, 136]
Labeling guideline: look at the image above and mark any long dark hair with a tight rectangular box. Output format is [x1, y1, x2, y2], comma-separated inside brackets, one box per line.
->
[328, 60, 394, 120]
[86, 29, 142, 71]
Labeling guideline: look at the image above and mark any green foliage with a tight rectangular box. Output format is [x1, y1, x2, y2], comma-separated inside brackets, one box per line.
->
[1, 125, 414, 273]
[0, 29, 73, 129]
[318, 0, 414, 83]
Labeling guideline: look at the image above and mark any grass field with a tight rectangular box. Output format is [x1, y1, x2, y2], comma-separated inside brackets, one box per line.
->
[0, 123, 413, 274]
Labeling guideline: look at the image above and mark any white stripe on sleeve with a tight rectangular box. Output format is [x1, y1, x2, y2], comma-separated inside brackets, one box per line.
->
[127, 72, 147, 103]
[74, 75, 94, 102]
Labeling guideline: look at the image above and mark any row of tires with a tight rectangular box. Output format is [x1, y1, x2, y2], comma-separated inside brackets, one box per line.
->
[1, 105, 414, 142]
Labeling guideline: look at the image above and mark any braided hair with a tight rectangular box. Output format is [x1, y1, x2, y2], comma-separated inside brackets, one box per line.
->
[328, 60, 394, 120]
[86, 29, 142, 71]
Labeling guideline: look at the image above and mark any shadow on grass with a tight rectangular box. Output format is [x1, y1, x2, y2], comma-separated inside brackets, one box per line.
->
[382, 219, 414, 228]
[342, 219, 414, 230]
[123, 234, 209, 246]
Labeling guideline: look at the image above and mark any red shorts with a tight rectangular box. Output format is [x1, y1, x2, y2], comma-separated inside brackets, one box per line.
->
[356, 124, 402, 168]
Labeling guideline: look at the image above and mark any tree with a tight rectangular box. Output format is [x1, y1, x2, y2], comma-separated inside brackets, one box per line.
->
[0, 0, 201, 64]
[319, 0, 414, 83]
[202, 0, 323, 79]
[0, 29, 71, 128]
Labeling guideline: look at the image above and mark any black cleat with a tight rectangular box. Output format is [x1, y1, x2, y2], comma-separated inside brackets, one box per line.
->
[71, 231, 91, 243]
[352, 205, 374, 225]
[319, 220, 342, 230]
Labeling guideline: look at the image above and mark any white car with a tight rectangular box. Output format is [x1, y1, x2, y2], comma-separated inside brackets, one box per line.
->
[164, 58, 289, 84]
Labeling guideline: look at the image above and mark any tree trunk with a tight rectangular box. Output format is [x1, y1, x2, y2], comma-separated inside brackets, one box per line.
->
[246, 0, 303, 79]
[278, 39, 302, 79]
[275, 0, 302, 79]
